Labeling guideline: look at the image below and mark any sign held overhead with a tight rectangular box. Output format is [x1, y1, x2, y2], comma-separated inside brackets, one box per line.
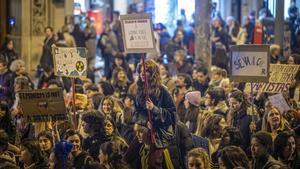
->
[230, 45, 270, 83]
[120, 13, 156, 53]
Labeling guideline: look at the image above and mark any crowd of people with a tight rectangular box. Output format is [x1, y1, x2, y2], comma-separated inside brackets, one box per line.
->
[0, 2, 300, 169]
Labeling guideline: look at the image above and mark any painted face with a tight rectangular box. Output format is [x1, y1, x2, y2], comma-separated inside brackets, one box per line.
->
[102, 99, 112, 114]
[229, 97, 241, 113]
[38, 136, 52, 152]
[267, 109, 281, 129]
[67, 135, 81, 154]
[251, 138, 267, 159]
[283, 136, 296, 160]
[188, 156, 206, 169]
[104, 120, 114, 136]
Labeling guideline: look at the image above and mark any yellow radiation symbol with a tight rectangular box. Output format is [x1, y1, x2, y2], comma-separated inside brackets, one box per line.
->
[76, 61, 85, 72]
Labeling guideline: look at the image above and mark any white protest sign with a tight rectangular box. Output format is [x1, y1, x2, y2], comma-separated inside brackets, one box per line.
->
[120, 13, 156, 53]
[230, 45, 269, 82]
[268, 93, 290, 113]
[53, 47, 87, 78]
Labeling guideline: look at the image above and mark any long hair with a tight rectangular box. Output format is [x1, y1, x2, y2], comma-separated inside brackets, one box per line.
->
[136, 59, 161, 103]
[20, 139, 45, 165]
[98, 96, 115, 114]
[218, 146, 249, 169]
[261, 106, 290, 133]
[218, 127, 243, 150]
[274, 131, 296, 160]
[229, 90, 250, 112]
[111, 67, 129, 86]
[188, 148, 211, 169]
[202, 114, 224, 139]
[184, 103, 200, 123]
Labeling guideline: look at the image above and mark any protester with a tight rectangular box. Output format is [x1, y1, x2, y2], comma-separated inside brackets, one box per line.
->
[187, 147, 211, 169]
[0, 38, 19, 68]
[274, 131, 300, 168]
[251, 131, 284, 169]
[37, 130, 53, 159]
[218, 146, 249, 169]
[19, 139, 48, 169]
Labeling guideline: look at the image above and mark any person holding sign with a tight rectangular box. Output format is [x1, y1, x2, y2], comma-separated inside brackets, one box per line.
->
[127, 59, 176, 169]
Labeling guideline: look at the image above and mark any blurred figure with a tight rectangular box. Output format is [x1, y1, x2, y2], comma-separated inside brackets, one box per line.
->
[165, 30, 185, 63]
[85, 17, 97, 70]
[71, 24, 86, 47]
[218, 146, 249, 169]
[40, 26, 55, 69]
[62, 25, 76, 47]
[0, 38, 19, 68]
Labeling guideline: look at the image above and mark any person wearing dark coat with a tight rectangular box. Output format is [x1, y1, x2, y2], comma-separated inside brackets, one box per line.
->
[229, 90, 257, 152]
[81, 111, 106, 160]
[173, 50, 192, 75]
[40, 26, 56, 69]
[0, 102, 16, 143]
[165, 30, 185, 63]
[130, 59, 176, 169]
[168, 121, 194, 169]
[0, 38, 19, 68]
[64, 129, 95, 169]
[0, 59, 13, 103]
[192, 67, 209, 96]
[251, 131, 284, 169]
[71, 24, 86, 47]
[37, 66, 58, 89]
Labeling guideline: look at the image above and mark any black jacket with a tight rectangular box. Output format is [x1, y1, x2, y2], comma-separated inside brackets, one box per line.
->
[82, 135, 106, 160]
[134, 86, 176, 148]
[168, 121, 194, 169]
[73, 151, 95, 169]
[40, 36, 55, 69]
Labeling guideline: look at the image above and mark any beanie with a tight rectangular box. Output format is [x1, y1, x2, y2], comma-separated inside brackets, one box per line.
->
[185, 91, 201, 107]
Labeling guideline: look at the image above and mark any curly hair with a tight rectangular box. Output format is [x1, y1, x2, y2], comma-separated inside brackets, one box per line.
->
[136, 59, 161, 103]
[218, 127, 243, 150]
[218, 146, 249, 169]
[202, 114, 224, 139]
[188, 148, 211, 169]
[274, 131, 296, 160]
[205, 87, 226, 106]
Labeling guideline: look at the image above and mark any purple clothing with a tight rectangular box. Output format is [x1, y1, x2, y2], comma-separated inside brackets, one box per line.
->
[0, 71, 12, 101]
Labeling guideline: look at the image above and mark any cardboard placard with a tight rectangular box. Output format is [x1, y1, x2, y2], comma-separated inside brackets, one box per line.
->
[230, 45, 270, 82]
[120, 13, 156, 53]
[19, 88, 67, 122]
[244, 64, 300, 93]
[268, 93, 290, 113]
[53, 47, 87, 78]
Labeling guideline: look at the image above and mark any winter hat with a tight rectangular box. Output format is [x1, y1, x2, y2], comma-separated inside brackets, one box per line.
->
[185, 91, 201, 107]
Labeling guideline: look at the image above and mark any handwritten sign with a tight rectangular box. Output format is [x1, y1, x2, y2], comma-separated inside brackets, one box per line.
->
[268, 93, 290, 113]
[19, 88, 67, 122]
[244, 64, 300, 93]
[53, 47, 87, 78]
[230, 45, 269, 82]
[120, 13, 156, 53]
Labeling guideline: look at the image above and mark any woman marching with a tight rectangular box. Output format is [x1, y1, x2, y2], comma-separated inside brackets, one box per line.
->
[124, 59, 176, 169]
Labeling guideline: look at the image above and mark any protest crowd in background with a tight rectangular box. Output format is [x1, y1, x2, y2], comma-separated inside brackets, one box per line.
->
[1, 2, 300, 169]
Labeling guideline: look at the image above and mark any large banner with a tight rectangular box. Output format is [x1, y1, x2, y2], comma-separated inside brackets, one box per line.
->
[230, 45, 270, 83]
[120, 13, 156, 53]
[245, 64, 300, 93]
[53, 47, 87, 78]
[19, 88, 67, 122]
